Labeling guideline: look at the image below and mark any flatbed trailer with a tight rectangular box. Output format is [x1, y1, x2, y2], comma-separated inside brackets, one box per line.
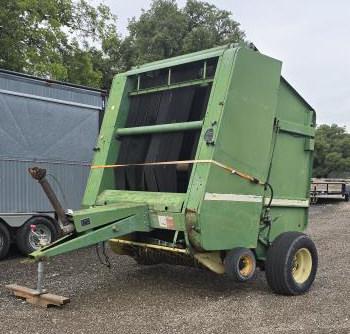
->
[310, 180, 350, 203]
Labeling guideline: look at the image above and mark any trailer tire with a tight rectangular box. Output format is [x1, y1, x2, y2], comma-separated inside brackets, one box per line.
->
[224, 247, 256, 282]
[16, 217, 58, 255]
[0, 223, 11, 260]
[265, 232, 318, 295]
[344, 193, 349, 202]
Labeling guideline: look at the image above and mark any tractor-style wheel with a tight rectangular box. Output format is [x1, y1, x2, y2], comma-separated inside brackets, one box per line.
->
[265, 232, 318, 295]
[224, 247, 256, 282]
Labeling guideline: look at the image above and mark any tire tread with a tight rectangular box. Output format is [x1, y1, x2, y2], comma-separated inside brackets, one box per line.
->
[0, 223, 11, 260]
[266, 232, 317, 295]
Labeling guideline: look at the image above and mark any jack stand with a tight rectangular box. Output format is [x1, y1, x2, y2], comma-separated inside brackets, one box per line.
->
[6, 261, 70, 308]
[36, 261, 45, 294]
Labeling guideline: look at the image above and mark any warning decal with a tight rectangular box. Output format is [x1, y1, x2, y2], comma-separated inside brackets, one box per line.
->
[158, 216, 175, 229]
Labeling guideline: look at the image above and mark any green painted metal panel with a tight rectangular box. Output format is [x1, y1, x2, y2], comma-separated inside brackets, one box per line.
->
[73, 202, 149, 233]
[279, 119, 315, 137]
[191, 47, 282, 250]
[199, 201, 262, 249]
[266, 78, 315, 241]
[268, 133, 312, 199]
[260, 207, 308, 242]
[31, 214, 151, 260]
[96, 190, 185, 212]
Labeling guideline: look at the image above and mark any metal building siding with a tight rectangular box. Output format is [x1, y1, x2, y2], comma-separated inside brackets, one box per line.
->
[0, 71, 103, 212]
[0, 70, 104, 107]
[0, 160, 89, 212]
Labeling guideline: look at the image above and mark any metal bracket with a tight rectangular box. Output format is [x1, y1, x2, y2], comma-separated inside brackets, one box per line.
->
[278, 119, 315, 137]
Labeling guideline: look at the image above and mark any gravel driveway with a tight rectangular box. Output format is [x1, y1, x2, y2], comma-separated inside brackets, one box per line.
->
[0, 201, 349, 334]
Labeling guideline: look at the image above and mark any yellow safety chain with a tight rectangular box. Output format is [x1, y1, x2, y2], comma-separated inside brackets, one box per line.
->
[91, 159, 265, 186]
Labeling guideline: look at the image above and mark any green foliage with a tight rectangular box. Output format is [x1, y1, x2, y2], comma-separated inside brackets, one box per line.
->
[313, 124, 350, 178]
[0, 0, 244, 89]
[123, 0, 188, 66]
[123, 0, 245, 67]
[0, 0, 72, 74]
[0, 0, 120, 88]
[183, 0, 244, 53]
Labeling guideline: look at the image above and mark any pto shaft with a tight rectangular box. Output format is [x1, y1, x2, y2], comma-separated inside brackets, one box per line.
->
[28, 167, 75, 234]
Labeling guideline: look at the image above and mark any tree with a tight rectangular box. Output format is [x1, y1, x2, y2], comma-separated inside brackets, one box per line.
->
[0, 0, 72, 76]
[313, 124, 350, 178]
[182, 0, 244, 53]
[0, 0, 245, 89]
[0, 0, 120, 88]
[122, 0, 245, 68]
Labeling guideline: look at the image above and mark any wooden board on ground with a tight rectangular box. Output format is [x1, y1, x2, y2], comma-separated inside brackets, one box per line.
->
[5, 284, 70, 308]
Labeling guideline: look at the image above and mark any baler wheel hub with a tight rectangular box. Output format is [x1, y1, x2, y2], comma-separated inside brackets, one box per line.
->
[292, 248, 312, 284]
[239, 255, 255, 278]
[224, 247, 256, 282]
[29, 224, 52, 249]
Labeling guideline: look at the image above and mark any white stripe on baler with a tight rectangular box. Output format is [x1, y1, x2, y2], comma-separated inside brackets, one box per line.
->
[204, 193, 309, 207]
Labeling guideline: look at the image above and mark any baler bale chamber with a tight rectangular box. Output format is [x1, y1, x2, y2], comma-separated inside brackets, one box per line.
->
[31, 44, 317, 296]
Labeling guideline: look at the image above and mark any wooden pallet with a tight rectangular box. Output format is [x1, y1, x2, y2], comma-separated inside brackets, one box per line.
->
[6, 284, 70, 308]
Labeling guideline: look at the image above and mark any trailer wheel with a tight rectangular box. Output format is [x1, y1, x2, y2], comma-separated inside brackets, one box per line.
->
[16, 217, 58, 255]
[224, 248, 256, 282]
[0, 223, 11, 260]
[344, 193, 349, 202]
[265, 232, 318, 295]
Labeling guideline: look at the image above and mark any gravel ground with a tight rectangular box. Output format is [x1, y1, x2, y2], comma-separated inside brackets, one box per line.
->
[0, 201, 349, 334]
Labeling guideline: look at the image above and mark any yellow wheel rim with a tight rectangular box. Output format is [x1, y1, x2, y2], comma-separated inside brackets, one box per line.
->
[239, 255, 254, 277]
[292, 248, 312, 284]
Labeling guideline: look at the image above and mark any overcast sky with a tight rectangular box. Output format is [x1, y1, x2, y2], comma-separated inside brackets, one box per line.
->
[97, 0, 350, 128]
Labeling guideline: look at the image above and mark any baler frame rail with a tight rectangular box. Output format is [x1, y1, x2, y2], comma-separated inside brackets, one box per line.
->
[116, 120, 203, 137]
[130, 78, 214, 96]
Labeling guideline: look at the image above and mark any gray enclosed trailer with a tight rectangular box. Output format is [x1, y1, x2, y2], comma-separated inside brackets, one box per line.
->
[0, 70, 105, 258]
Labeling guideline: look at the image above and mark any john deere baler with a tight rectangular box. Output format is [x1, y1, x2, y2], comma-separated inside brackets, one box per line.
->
[30, 44, 317, 296]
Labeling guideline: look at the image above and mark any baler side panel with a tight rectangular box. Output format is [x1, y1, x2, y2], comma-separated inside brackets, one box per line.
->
[267, 80, 315, 240]
[197, 48, 282, 250]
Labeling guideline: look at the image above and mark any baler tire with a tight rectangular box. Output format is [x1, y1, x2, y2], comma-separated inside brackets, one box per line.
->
[265, 232, 318, 295]
[224, 247, 256, 282]
[16, 217, 58, 255]
[0, 223, 11, 260]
